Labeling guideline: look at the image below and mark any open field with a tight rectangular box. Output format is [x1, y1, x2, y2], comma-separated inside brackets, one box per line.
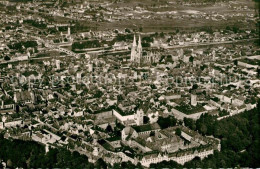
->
[8, 0, 257, 33]
[95, 17, 256, 32]
[80, 0, 258, 32]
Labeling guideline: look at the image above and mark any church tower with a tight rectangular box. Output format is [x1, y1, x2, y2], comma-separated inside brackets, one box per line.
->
[191, 93, 197, 106]
[56, 60, 60, 70]
[131, 35, 137, 62]
[93, 147, 99, 156]
[68, 27, 71, 36]
[135, 109, 144, 126]
[137, 35, 142, 63]
[45, 144, 49, 153]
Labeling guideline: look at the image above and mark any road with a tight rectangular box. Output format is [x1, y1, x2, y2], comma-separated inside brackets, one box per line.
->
[87, 38, 258, 56]
[165, 38, 258, 50]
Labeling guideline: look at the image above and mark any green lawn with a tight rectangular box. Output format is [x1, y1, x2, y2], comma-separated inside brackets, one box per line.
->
[175, 104, 206, 115]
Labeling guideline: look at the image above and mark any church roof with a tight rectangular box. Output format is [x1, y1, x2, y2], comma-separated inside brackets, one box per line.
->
[132, 123, 160, 133]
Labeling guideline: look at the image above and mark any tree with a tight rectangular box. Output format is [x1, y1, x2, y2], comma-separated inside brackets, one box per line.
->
[184, 156, 202, 168]
[150, 160, 180, 168]
[184, 117, 196, 130]
[64, 83, 71, 91]
[143, 116, 149, 124]
[113, 163, 121, 169]
[0, 135, 95, 168]
[200, 65, 207, 71]
[95, 158, 107, 169]
[226, 26, 231, 31]
[150, 131, 155, 137]
[121, 161, 137, 169]
[125, 28, 131, 33]
[192, 84, 198, 90]
[22, 83, 29, 90]
[4, 55, 10, 61]
[189, 56, 194, 63]
[24, 41, 38, 48]
[176, 128, 182, 136]
[200, 124, 207, 135]
[68, 141, 75, 149]
[105, 124, 113, 133]
[196, 113, 216, 135]
[234, 60, 238, 65]
[160, 32, 165, 37]
[232, 26, 239, 33]
[157, 116, 177, 129]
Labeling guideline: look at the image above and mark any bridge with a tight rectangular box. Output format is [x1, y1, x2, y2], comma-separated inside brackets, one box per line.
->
[31, 36, 80, 58]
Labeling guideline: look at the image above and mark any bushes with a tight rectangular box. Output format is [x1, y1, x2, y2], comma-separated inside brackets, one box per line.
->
[4, 55, 10, 61]
[157, 115, 177, 129]
[8, 41, 38, 50]
[0, 136, 94, 168]
[72, 40, 101, 50]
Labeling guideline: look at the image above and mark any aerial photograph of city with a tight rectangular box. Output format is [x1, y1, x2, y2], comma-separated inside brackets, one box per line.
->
[0, 0, 259, 168]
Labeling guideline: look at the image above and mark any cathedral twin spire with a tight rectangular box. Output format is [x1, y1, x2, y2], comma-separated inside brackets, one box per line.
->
[133, 34, 137, 47]
[138, 35, 142, 49]
[131, 34, 142, 64]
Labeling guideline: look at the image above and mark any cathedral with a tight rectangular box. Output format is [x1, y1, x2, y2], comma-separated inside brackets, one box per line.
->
[130, 35, 142, 64]
[130, 35, 160, 65]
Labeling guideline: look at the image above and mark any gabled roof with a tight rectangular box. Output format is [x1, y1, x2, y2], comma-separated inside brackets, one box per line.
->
[15, 91, 32, 102]
[123, 126, 136, 136]
[132, 123, 161, 133]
